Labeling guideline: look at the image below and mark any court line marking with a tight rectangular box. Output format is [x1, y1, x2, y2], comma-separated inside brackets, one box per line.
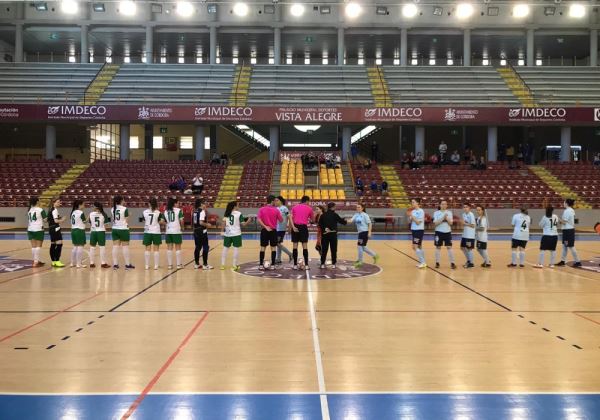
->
[3, 391, 600, 396]
[573, 312, 600, 327]
[120, 311, 210, 420]
[387, 244, 512, 312]
[0, 266, 53, 286]
[0, 293, 101, 343]
[305, 266, 331, 420]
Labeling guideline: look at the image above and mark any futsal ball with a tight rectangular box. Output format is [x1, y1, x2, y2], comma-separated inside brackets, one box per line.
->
[263, 261, 271, 269]
[298, 258, 305, 269]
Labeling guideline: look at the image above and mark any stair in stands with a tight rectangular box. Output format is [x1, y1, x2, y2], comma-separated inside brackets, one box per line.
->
[497, 67, 537, 108]
[39, 164, 89, 207]
[378, 165, 410, 208]
[214, 164, 244, 208]
[529, 165, 591, 209]
[367, 66, 392, 107]
[79, 63, 120, 105]
[229, 64, 252, 107]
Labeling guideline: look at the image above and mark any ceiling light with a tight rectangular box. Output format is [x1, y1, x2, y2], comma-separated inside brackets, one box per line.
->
[402, 4, 418, 18]
[320, 5, 330, 14]
[286, 57, 292, 64]
[160, 56, 167, 63]
[294, 125, 321, 133]
[518, 59, 525, 66]
[482, 59, 489, 65]
[411, 58, 418, 65]
[61, 0, 78, 14]
[456, 3, 474, 19]
[290, 3, 304, 17]
[68, 55, 76, 63]
[429, 58, 436, 65]
[268, 58, 274, 64]
[358, 58, 365, 65]
[536, 59, 542, 66]
[92, 3, 105, 12]
[447, 58, 454, 65]
[264, 4, 275, 14]
[196, 56, 203, 64]
[345, 3, 362, 19]
[105, 56, 113, 63]
[375, 58, 382, 65]
[178, 56, 185, 64]
[233, 2, 249, 16]
[500, 59, 507, 66]
[232, 57, 239, 64]
[304, 57, 310, 64]
[568, 4, 585, 18]
[376, 6, 388, 15]
[34, 2, 48, 11]
[544, 6, 555, 15]
[393, 58, 400, 65]
[119, 0, 136, 16]
[322, 57, 329, 65]
[512, 4, 529, 18]
[433, 6, 443, 16]
[124, 56, 131, 63]
[250, 57, 257, 64]
[176, 1, 194, 17]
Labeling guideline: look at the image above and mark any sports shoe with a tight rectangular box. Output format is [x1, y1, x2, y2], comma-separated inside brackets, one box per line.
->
[320, 264, 326, 269]
[450, 263, 457, 269]
[154, 265, 159, 270]
[220, 265, 226, 270]
[50, 261, 56, 267]
[556, 261, 566, 266]
[549, 264, 555, 268]
[519, 264, 525, 268]
[507, 263, 517, 268]
[331, 264, 336, 269]
[354, 261, 363, 268]
[176, 264, 184, 269]
[275, 260, 283, 265]
[90, 264, 96, 268]
[203, 265, 214, 270]
[463, 263, 474, 269]
[54, 261, 65, 268]
[194, 264, 201, 270]
[373, 255, 380, 264]
[232, 265, 240, 272]
[574, 262, 582, 267]
[435, 262, 440, 268]
[145, 265, 150, 270]
[125, 264, 135, 270]
[292, 265, 298, 270]
[258, 265, 265, 271]
[36, 261, 45, 266]
[481, 263, 492, 268]
[77, 264, 87, 268]
[101, 263, 110, 269]
[70, 263, 75, 268]
[417, 263, 427, 269]
[268, 265, 276, 271]
[113, 265, 120, 270]
[533, 264, 543, 269]
[168, 265, 173, 270]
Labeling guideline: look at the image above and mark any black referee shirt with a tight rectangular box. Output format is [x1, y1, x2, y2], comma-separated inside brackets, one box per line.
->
[318, 210, 347, 233]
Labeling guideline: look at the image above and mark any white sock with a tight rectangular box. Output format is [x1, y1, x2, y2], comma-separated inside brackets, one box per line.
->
[511, 250, 517, 265]
[144, 250, 150, 267]
[519, 251, 526, 265]
[221, 247, 228, 266]
[89, 246, 96, 265]
[71, 247, 78, 265]
[33, 247, 41, 262]
[233, 247, 239, 266]
[122, 246, 130, 265]
[77, 246, 84, 266]
[570, 247, 580, 263]
[176, 250, 182, 266]
[99, 247, 106, 264]
[154, 251, 159, 267]
[550, 251, 556, 265]
[31, 247, 36, 262]
[167, 250, 173, 266]
[112, 245, 120, 265]
[538, 251, 544, 265]
[434, 248, 441, 263]
[448, 249, 455, 264]
[467, 249, 474, 263]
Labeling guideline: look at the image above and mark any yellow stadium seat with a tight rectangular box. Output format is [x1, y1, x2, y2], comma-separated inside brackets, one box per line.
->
[329, 190, 337, 199]
[337, 190, 346, 200]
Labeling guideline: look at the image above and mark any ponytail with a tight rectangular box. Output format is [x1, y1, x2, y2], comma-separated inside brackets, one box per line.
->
[48, 197, 59, 218]
[94, 201, 107, 220]
[28, 196, 39, 210]
[149, 197, 158, 212]
[71, 199, 82, 216]
[167, 197, 177, 211]
[224, 201, 237, 218]
[113, 195, 123, 218]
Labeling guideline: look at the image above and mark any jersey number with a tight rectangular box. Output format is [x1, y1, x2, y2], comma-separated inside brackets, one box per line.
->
[94, 217, 100, 228]
[148, 214, 154, 225]
[28, 212, 37, 222]
[168, 211, 175, 222]
[229, 215, 234, 226]
[521, 221, 528, 231]
[114, 210, 121, 221]
[71, 215, 76, 225]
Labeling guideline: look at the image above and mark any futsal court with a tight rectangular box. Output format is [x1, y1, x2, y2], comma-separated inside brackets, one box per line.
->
[0, 232, 599, 419]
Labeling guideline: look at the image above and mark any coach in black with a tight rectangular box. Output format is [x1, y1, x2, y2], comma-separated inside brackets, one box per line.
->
[318, 202, 347, 269]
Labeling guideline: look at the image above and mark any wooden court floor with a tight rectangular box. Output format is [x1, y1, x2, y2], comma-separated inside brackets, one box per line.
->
[0, 238, 599, 418]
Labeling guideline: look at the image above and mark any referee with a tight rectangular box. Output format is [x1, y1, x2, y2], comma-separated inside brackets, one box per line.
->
[318, 202, 347, 269]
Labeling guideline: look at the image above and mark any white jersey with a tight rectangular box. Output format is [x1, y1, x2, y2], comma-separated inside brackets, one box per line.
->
[164, 207, 183, 234]
[143, 209, 163, 234]
[224, 211, 246, 237]
[462, 211, 476, 239]
[433, 210, 452, 233]
[89, 211, 107, 232]
[111, 205, 129, 230]
[70, 209, 86, 230]
[561, 207, 576, 230]
[27, 206, 46, 232]
[540, 215, 559, 236]
[476, 215, 489, 243]
[512, 213, 531, 241]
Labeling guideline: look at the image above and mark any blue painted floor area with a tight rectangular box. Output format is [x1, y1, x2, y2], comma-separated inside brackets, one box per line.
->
[1, 393, 599, 420]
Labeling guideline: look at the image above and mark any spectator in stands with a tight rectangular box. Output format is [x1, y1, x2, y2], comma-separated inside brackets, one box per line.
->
[325, 156, 334, 169]
[363, 159, 372, 170]
[469, 155, 478, 170]
[498, 143, 506, 162]
[220, 152, 228, 166]
[439, 141, 448, 162]
[414, 152, 424, 169]
[517, 144, 524, 166]
[506, 145, 515, 168]
[381, 180, 389, 195]
[464, 146, 472, 163]
[593, 153, 600, 167]
[428, 153, 439, 169]
[211, 152, 220, 166]
[355, 176, 364, 195]
[169, 176, 179, 192]
[450, 150, 461, 165]
[478, 156, 487, 170]
[334, 154, 342, 168]
[351, 144, 359, 161]
[191, 174, 204, 195]
[401, 153, 410, 169]
[370, 180, 379, 193]
[371, 141, 379, 162]
[176, 176, 186, 193]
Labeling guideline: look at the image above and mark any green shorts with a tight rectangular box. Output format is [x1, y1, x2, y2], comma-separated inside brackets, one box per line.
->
[71, 229, 86, 246]
[27, 231, 44, 241]
[165, 234, 183, 245]
[224, 235, 242, 248]
[112, 229, 130, 242]
[143, 233, 162, 246]
[90, 231, 106, 247]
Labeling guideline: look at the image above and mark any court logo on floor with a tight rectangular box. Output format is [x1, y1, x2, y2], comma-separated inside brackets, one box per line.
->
[573, 257, 600, 273]
[237, 259, 381, 280]
[0, 256, 33, 274]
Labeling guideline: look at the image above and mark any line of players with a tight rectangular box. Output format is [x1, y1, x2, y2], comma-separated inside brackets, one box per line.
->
[25, 193, 381, 271]
[408, 198, 582, 269]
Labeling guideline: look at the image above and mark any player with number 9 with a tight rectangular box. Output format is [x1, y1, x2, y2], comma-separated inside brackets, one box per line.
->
[221, 201, 252, 271]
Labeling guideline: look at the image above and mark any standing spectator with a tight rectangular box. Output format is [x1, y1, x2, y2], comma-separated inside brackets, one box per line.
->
[220, 152, 228, 166]
[191, 173, 204, 195]
[517, 143, 524, 167]
[370, 179, 379, 193]
[371, 140, 379, 162]
[506, 145, 515, 168]
[450, 150, 461, 165]
[400, 153, 410, 169]
[363, 159, 372, 170]
[381, 180, 389, 195]
[211, 152, 220, 165]
[439, 141, 448, 162]
[355, 176, 364, 195]
[351, 144, 359, 161]
[593, 152, 600, 167]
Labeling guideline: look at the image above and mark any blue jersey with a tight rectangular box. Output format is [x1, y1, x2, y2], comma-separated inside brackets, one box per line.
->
[411, 208, 425, 231]
[351, 212, 371, 233]
[277, 205, 289, 232]
[462, 211, 476, 239]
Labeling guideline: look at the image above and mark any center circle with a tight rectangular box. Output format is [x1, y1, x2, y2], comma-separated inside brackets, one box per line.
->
[236, 259, 382, 280]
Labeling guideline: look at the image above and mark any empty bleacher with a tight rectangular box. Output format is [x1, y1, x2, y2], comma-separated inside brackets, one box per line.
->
[236, 161, 273, 207]
[0, 160, 74, 206]
[515, 67, 600, 105]
[383, 66, 520, 105]
[544, 162, 600, 208]
[59, 160, 226, 208]
[98, 64, 236, 104]
[396, 164, 564, 209]
[0, 63, 102, 104]
[248, 65, 374, 106]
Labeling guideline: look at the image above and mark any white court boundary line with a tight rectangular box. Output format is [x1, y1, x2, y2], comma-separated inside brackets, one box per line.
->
[305, 265, 331, 420]
[2, 391, 600, 396]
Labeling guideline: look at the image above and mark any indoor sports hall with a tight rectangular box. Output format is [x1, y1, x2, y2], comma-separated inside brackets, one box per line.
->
[1, 0, 600, 419]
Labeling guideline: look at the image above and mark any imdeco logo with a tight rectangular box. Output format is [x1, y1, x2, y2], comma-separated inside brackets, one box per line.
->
[508, 109, 521, 118]
[47, 105, 107, 116]
[594, 108, 600, 122]
[47, 106, 60, 115]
